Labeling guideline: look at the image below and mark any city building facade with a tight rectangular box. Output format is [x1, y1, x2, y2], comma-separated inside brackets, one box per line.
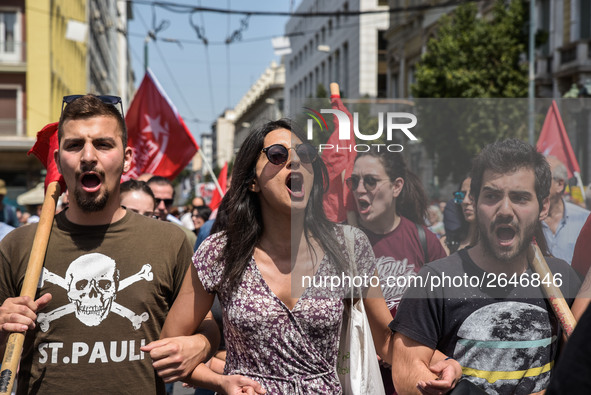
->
[211, 109, 236, 170]
[535, 0, 591, 98]
[283, 0, 389, 115]
[0, 0, 132, 201]
[233, 60, 285, 149]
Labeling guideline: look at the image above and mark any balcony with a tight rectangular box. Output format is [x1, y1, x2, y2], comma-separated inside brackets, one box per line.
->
[0, 38, 25, 66]
[554, 40, 591, 78]
[560, 46, 577, 64]
[0, 118, 25, 137]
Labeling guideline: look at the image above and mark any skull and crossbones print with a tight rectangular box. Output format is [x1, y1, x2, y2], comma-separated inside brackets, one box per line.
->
[37, 253, 153, 332]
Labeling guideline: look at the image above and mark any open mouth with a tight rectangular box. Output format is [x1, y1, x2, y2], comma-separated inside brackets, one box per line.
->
[80, 173, 102, 193]
[357, 199, 371, 214]
[287, 172, 305, 199]
[495, 226, 516, 246]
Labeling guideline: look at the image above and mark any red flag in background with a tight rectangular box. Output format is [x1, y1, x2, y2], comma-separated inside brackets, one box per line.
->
[124, 69, 199, 181]
[536, 100, 585, 203]
[209, 162, 228, 210]
[321, 94, 357, 222]
[28, 122, 66, 192]
[537, 101, 580, 176]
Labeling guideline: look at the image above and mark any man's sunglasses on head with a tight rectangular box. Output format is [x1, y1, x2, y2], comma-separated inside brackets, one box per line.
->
[61, 95, 124, 118]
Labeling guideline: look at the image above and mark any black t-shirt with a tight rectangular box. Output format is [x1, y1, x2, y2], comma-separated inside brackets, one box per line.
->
[392, 249, 581, 395]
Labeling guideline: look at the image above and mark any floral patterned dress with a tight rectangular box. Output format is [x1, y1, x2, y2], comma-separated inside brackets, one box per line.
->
[194, 225, 376, 394]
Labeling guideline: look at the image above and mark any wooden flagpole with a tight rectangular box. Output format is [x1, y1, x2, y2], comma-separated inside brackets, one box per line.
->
[0, 181, 61, 394]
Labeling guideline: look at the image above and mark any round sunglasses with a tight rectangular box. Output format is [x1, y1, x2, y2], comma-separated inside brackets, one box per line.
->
[261, 143, 318, 165]
[346, 175, 386, 192]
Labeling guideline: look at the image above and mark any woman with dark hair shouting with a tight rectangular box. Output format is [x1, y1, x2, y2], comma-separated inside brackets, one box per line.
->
[348, 150, 448, 394]
[145, 119, 460, 394]
[349, 151, 447, 316]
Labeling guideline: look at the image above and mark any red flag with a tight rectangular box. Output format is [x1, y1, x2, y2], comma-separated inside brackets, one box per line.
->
[321, 94, 357, 222]
[536, 100, 580, 177]
[124, 69, 199, 181]
[209, 162, 228, 210]
[536, 100, 586, 203]
[28, 122, 66, 192]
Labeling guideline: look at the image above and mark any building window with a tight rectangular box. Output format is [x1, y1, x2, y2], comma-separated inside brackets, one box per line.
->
[408, 65, 416, 98]
[377, 31, 387, 98]
[391, 73, 399, 98]
[378, 75, 387, 98]
[343, 42, 349, 97]
[335, 50, 340, 84]
[0, 87, 23, 136]
[378, 30, 387, 60]
[581, 0, 591, 39]
[315, 67, 320, 93]
[540, 0, 551, 56]
[0, 10, 20, 62]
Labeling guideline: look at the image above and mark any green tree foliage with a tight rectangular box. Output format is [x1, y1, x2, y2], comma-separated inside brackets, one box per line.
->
[411, 0, 529, 182]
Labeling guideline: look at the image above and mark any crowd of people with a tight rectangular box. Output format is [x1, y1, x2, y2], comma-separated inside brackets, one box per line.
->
[1, 93, 591, 394]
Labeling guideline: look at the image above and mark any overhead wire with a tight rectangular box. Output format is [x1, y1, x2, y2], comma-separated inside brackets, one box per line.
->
[125, 13, 391, 47]
[193, 0, 216, 119]
[226, 0, 231, 108]
[126, 0, 482, 17]
[128, 39, 145, 67]
[135, 3, 201, 124]
[126, 0, 476, 124]
[152, 41, 200, 121]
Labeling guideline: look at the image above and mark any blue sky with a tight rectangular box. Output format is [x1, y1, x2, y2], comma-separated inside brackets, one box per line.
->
[127, 1, 299, 141]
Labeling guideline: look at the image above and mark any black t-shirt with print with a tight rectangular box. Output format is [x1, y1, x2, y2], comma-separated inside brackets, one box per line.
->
[392, 249, 581, 395]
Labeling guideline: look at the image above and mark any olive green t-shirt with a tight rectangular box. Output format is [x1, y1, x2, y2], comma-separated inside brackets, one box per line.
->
[0, 210, 192, 394]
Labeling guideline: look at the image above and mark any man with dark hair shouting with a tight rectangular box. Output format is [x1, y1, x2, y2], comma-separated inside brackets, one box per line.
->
[0, 94, 217, 394]
[391, 139, 581, 394]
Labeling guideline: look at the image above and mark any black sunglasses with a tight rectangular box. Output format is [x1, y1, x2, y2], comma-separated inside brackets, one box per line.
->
[346, 174, 385, 192]
[453, 191, 466, 204]
[154, 198, 174, 207]
[61, 95, 124, 118]
[261, 143, 318, 165]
